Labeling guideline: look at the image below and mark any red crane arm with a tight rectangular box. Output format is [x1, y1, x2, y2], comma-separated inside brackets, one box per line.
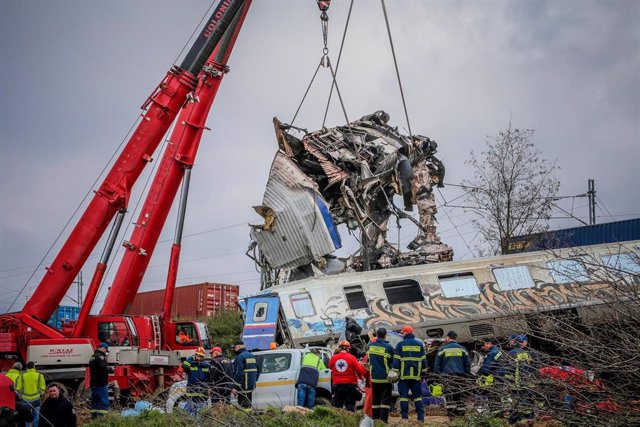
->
[20, 0, 246, 322]
[101, 1, 252, 315]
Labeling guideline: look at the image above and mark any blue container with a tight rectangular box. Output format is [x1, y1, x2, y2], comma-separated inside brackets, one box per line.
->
[508, 218, 640, 254]
[48, 305, 81, 330]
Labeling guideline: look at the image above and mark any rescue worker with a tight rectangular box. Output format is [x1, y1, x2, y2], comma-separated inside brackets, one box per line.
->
[502, 334, 540, 424]
[232, 340, 259, 408]
[391, 325, 427, 422]
[182, 346, 211, 416]
[6, 362, 23, 387]
[295, 348, 326, 409]
[21, 361, 46, 427]
[39, 383, 77, 427]
[434, 330, 471, 417]
[477, 338, 503, 387]
[88, 343, 109, 419]
[367, 327, 394, 423]
[329, 340, 366, 412]
[209, 347, 234, 404]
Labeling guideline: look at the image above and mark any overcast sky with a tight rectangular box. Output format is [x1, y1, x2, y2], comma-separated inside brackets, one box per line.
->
[1, 0, 638, 314]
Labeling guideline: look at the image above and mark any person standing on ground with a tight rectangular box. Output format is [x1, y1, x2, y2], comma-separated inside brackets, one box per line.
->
[39, 383, 76, 427]
[0, 372, 16, 411]
[182, 347, 211, 417]
[232, 340, 260, 409]
[367, 328, 394, 423]
[329, 340, 366, 412]
[434, 330, 471, 417]
[6, 363, 23, 388]
[209, 347, 234, 404]
[392, 325, 427, 422]
[21, 362, 46, 427]
[88, 343, 109, 419]
[477, 338, 503, 387]
[295, 348, 326, 410]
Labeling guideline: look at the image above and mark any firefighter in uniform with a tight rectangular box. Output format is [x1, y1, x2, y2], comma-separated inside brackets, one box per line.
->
[477, 338, 503, 388]
[209, 346, 234, 404]
[391, 325, 427, 422]
[89, 343, 110, 419]
[182, 346, 211, 417]
[232, 340, 259, 408]
[502, 334, 540, 423]
[367, 327, 394, 423]
[434, 330, 471, 417]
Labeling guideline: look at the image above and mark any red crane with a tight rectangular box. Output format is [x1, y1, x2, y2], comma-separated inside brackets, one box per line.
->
[0, 0, 251, 395]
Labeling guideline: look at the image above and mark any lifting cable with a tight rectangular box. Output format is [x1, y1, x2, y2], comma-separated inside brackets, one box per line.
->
[288, 0, 354, 131]
[380, 0, 413, 138]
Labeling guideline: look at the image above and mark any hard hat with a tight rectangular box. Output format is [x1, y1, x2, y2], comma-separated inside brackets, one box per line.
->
[269, 342, 277, 350]
[211, 347, 222, 354]
[339, 340, 351, 349]
[401, 325, 413, 335]
[195, 347, 206, 357]
[387, 370, 399, 383]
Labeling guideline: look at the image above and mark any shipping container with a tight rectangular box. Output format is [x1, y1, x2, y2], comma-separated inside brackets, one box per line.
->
[507, 218, 640, 254]
[126, 282, 239, 319]
[48, 305, 81, 330]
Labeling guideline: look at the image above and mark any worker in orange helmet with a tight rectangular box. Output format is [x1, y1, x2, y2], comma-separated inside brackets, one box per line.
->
[269, 342, 278, 350]
[329, 340, 366, 412]
[182, 346, 211, 417]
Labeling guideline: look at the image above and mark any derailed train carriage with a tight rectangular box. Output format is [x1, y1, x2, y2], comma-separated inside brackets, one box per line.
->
[240, 240, 640, 351]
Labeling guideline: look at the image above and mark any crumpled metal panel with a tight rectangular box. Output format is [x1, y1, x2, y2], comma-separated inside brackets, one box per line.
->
[251, 153, 341, 270]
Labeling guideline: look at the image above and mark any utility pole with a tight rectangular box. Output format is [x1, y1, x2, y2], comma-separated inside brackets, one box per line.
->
[75, 271, 84, 307]
[587, 179, 596, 225]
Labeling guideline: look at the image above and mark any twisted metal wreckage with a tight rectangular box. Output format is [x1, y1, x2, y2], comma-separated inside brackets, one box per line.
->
[248, 111, 453, 288]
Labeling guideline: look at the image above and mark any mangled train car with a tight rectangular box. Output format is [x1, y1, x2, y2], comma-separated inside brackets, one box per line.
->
[248, 111, 453, 287]
[241, 240, 640, 350]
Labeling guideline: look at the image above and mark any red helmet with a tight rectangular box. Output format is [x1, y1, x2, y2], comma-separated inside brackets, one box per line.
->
[194, 347, 206, 357]
[339, 340, 351, 349]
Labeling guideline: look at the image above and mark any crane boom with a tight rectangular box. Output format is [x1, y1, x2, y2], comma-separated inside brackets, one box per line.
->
[101, 0, 252, 315]
[20, 0, 246, 322]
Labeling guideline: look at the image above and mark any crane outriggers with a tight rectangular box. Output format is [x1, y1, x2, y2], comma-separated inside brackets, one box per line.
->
[0, 0, 252, 397]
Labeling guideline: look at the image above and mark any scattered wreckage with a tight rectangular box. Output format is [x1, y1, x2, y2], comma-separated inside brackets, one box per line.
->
[248, 111, 453, 287]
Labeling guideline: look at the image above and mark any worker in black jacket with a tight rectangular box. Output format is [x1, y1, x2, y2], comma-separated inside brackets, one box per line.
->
[88, 343, 109, 419]
[209, 347, 234, 404]
[40, 383, 76, 427]
[434, 331, 470, 417]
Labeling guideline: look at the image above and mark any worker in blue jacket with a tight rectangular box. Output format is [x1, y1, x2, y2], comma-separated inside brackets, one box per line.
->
[434, 330, 471, 417]
[182, 347, 211, 417]
[367, 327, 394, 423]
[391, 325, 427, 422]
[477, 338, 504, 387]
[232, 340, 260, 408]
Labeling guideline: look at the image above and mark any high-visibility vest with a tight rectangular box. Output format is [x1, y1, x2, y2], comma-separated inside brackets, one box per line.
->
[19, 368, 46, 401]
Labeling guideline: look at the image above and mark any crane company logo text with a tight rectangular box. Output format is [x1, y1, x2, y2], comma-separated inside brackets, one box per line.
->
[203, 0, 234, 38]
[48, 348, 73, 354]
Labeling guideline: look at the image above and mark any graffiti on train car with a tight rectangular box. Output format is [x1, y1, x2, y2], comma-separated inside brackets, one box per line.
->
[282, 279, 614, 338]
[364, 280, 612, 329]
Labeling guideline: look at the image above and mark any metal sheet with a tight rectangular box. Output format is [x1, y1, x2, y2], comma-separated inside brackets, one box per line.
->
[251, 153, 341, 270]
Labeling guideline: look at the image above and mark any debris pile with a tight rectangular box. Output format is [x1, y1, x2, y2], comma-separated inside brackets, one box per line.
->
[249, 111, 452, 286]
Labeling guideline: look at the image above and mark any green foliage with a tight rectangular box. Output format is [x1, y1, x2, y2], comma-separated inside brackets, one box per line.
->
[201, 309, 244, 358]
[86, 410, 195, 427]
[449, 413, 508, 427]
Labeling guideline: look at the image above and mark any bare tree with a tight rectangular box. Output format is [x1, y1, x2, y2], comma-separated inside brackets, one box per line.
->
[462, 122, 560, 255]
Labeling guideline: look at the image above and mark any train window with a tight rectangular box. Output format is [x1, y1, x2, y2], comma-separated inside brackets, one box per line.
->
[602, 253, 640, 279]
[547, 259, 590, 284]
[383, 280, 424, 304]
[493, 266, 535, 291]
[253, 302, 268, 322]
[344, 285, 368, 309]
[438, 273, 480, 297]
[290, 292, 316, 317]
